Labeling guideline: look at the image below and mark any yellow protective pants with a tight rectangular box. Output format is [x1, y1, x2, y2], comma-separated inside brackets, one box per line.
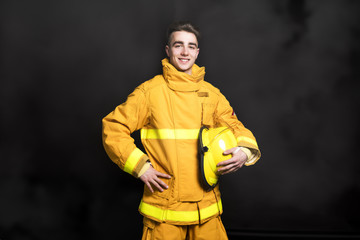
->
[141, 216, 228, 240]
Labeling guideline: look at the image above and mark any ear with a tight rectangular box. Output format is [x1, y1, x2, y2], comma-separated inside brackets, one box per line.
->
[195, 48, 200, 59]
[165, 45, 170, 57]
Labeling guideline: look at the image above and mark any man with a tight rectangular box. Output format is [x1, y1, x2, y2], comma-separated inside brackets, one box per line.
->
[102, 21, 260, 240]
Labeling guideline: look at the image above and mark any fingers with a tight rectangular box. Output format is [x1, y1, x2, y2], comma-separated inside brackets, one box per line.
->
[145, 181, 154, 193]
[217, 160, 242, 175]
[140, 167, 171, 193]
[146, 176, 169, 193]
[218, 163, 243, 175]
[223, 147, 240, 155]
[156, 171, 172, 179]
[216, 157, 237, 167]
[149, 177, 166, 193]
[143, 176, 165, 193]
[217, 151, 247, 175]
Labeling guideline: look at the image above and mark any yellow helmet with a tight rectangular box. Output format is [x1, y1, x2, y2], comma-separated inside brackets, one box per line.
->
[199, 126, 238, 190]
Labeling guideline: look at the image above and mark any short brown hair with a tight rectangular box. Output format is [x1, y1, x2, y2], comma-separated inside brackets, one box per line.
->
[166, 21, 201, 45]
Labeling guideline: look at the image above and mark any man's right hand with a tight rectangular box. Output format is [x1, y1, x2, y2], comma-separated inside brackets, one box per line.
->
[139, 166, 171, 193]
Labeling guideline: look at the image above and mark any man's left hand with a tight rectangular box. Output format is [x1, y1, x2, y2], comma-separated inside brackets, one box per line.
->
[216, 147, 248, 175]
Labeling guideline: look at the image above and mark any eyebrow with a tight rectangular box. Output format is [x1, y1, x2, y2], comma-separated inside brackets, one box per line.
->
[172, 41, 198, 47]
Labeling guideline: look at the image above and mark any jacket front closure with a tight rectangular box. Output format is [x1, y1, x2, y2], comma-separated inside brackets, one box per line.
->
[167, 86, 205, 202]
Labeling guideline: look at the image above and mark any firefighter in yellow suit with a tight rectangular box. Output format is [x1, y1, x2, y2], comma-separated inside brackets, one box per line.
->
[102, 22, 261, 240]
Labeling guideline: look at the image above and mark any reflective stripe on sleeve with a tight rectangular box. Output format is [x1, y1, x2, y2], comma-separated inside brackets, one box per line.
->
[141, 129, 199, 140]
[236, 136, 258, 148]
[124, 148, 144, 174]
[139, 199, 222, 223]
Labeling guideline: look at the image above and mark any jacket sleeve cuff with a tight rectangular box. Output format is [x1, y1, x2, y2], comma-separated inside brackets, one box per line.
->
[123, 148, 149, 178]
[239, 147, 252, 160]
[241, 147, 261, 166]
[137, 161, 151, 178]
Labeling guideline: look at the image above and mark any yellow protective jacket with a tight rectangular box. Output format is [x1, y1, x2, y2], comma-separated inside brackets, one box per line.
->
[102, 58, 260, 225]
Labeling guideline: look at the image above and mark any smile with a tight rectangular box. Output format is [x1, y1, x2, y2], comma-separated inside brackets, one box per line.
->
[179, 58, 190, 63]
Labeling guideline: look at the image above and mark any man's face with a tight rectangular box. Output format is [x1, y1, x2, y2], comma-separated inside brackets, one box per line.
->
[165, 31, 199, 75]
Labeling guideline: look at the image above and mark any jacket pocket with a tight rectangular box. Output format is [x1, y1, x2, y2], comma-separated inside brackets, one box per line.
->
[201, 103, 217, 127]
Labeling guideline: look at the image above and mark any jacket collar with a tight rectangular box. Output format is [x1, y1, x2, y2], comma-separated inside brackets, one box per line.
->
[162, 58, 206, 92]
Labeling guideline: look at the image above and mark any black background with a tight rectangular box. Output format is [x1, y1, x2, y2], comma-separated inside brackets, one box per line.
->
[1, 0, 359, 239]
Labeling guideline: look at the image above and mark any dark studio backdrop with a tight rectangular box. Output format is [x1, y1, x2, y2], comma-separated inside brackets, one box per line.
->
[0, 0, 359, 239]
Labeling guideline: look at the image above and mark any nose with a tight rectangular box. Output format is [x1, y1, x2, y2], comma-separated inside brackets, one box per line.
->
[181, 47, 189, 56]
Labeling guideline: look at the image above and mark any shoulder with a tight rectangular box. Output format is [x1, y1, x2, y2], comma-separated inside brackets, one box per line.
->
[136, 74, 165, 93]
[200, 81, 222, 97]
[200, 81, 231, 106]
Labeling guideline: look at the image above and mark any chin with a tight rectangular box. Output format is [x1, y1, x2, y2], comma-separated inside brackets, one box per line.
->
[178, 63, 192, 71]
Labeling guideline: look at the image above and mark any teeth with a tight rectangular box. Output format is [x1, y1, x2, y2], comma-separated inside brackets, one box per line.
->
[179, 59, 189, 62]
